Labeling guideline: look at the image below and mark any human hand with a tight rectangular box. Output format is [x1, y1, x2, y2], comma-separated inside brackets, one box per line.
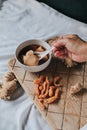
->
[52, 34, 87, 62]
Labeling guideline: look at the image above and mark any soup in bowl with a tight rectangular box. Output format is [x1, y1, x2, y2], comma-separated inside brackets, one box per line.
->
[15, 39, 52, 72]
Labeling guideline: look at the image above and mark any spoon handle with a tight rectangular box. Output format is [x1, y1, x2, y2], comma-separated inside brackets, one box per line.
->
[39, 46, 55, 60]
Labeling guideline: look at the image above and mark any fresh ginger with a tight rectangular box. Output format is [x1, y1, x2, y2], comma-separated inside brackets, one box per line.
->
[70, 82, 83, 95]
[23, 50, 39, 66]
[0, 72, 17, 100]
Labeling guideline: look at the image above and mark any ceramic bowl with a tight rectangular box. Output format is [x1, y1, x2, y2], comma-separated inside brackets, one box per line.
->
[15, 39, 52, 72]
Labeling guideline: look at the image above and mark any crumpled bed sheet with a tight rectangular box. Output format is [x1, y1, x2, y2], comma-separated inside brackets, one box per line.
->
[0, 0, 87, 130]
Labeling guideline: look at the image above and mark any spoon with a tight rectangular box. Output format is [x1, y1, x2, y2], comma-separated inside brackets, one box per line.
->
[34, 46, 55, 60]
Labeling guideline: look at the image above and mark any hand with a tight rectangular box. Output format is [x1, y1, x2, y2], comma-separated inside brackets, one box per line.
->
[52, 34, 87, 62]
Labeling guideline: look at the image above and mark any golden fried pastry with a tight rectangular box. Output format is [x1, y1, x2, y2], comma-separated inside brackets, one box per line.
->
[34, 75, 62, 110]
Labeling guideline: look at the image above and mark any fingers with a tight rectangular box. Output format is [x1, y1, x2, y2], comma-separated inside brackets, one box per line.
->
[52, 34, 80, 61]
[52, 37, 68, 59]
[52, 34, 78, 48]
[54, 47, 68, 59]
[60, 34, 78, 39]
[54, 51, 65, 59]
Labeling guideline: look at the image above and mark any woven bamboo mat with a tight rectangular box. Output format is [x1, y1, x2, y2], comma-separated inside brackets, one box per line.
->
[8, 56, 87, 130]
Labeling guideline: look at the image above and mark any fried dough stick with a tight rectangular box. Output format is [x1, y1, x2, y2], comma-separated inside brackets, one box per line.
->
[54, 76, 62, 87]
[37, 99, 45, 110]
[34, 76, 45, 85]
[34, 76, 45, 96]
[45, 88, 60, 104]
[38, 76, 50, 99]
[34, 84, 40, 96]
[48, 86, 56, 97]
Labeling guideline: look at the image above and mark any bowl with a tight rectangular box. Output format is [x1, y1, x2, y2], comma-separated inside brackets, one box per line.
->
[15, 39, 52, 72]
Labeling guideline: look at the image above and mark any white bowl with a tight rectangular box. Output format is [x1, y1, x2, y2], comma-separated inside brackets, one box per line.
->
[15, 39, 52, 72]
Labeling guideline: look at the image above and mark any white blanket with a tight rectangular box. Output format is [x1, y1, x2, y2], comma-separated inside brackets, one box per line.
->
[0, 0, 87, 130]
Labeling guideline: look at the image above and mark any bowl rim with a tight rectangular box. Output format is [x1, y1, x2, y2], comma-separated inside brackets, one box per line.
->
[15, 39, 52, 69]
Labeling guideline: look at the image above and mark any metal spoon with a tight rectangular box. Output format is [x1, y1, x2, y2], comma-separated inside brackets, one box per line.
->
[34, 46, 55, 60]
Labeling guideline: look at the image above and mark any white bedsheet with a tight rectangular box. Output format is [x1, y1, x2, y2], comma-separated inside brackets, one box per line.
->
[0, 0, 87, 130]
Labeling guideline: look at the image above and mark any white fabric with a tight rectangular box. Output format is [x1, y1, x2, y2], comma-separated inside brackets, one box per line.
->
[80, 125, 87, 130]
[0, 0, 87, 130]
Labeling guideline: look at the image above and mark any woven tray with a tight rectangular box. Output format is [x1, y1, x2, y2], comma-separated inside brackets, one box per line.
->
[8, 56, 87, 130]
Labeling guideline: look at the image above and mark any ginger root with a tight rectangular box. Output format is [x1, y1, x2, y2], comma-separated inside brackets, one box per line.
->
[0, 72, 17, 100]
[62, 58, 77, 67]
[70, 82, 83, 95]
[2, 72, 15, 83]
[23, 50, 39, 66]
